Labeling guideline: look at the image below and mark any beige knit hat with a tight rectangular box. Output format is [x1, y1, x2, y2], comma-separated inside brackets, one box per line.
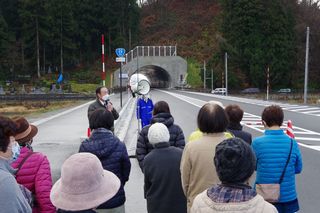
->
[50, 153, 120, 211]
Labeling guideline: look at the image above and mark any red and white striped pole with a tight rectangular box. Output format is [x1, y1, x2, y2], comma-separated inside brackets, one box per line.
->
[286, 120, 295, 138]
[101, 34, 106, 86]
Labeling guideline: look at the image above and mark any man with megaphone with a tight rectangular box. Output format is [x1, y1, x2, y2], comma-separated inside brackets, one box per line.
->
[88, 86, 119, 132]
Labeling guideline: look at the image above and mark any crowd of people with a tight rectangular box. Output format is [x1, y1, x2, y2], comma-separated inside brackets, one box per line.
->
[0, 86, 303, 213]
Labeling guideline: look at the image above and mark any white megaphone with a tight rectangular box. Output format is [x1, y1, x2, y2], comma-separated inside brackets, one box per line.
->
[129, 73, 151, 95]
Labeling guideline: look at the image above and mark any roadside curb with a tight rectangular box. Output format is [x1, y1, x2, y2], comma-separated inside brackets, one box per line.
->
[114, 97, 135, 141]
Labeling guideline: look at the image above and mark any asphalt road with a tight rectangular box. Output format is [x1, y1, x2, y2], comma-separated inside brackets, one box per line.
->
[31, 92, 130, 182]
[147, 89, 320, 213]
[29, 89, 319, 212]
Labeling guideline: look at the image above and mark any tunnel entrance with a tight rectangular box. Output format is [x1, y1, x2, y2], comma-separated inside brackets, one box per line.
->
[134, 65, 171, 88]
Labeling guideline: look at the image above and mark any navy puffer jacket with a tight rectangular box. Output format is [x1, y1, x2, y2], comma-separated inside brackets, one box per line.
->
[136, 112, 185, 170]
[79, 128, 131, 209]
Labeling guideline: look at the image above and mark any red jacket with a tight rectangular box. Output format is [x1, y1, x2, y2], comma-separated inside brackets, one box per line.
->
[11, 147, 56, 213]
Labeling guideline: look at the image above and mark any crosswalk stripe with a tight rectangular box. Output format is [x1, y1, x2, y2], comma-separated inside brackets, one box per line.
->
[303, 110, 320, 114]
[292, 107, 320, 112]
[163, 90, 320, 152]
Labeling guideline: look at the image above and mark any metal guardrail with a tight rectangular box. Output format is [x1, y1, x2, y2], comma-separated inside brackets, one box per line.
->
[124, 46, 177, 64]
[0, 94, 95, 101]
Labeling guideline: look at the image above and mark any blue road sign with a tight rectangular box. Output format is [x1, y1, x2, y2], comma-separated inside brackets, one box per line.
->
[115, 48, 126, 57]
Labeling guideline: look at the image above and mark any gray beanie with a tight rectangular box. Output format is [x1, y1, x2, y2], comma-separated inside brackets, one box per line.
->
[148, 123, 170, 146]
[214, 138, 256, 183]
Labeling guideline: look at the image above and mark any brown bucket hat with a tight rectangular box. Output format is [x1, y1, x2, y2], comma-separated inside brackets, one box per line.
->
[13, 117, 38, 144]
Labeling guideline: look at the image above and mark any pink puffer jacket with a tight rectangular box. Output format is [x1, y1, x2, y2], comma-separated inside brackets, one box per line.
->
[11, 147, 56, 213]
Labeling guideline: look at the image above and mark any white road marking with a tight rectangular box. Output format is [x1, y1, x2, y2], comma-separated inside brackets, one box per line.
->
[283, 106, 309, 110]
[31, 94, 121, 126]
[32, 100, 95, 126]
[292, 107, 320, 112]
[303, 110, 320, 114]
[161, 90, 320, 152]
[177, 90, 320, 116]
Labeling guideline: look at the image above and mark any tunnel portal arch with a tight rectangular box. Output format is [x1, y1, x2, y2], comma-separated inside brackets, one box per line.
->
[133, 65, 171, 88]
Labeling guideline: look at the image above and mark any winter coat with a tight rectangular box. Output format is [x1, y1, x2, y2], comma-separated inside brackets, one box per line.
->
[191, 190, 277, 213]
[180, 133, 228, 210]
[252, 129, 303, 202]
[188, 129, 233, 143]
[137, 98, 153, 128]
[0, 158, 32, 213]
[87, 99, 119, 120]
[144, 142, 187, 213]
[136, 112, 185, 170]
[79, 128, 131, 209]
[11, 147, 55, 213]
[227, 123, 252, 145]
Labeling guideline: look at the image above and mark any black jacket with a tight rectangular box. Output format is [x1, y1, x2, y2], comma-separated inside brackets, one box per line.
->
[87, 99, 119, 120]
[136, 112, 185, 170]
[227, 122, 252, 145]
[144, 142, 187, 213]
[79, 128, 131, 209]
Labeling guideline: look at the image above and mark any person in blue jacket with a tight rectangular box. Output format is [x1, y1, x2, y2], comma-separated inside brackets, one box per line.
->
[252, 105, 303, 213]
[137, 94, 154, 128]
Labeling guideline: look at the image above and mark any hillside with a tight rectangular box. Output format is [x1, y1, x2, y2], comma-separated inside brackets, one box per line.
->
[140, 0, 221, 61]
[139, 0, 320, 90]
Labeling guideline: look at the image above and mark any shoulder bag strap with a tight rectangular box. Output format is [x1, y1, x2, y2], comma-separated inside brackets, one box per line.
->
[279, 139, 293, 184]
[16, 151, 35, 174]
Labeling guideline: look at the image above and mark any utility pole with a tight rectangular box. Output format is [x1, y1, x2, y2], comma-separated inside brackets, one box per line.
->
[211, 69, 213, 92]
[304, 27, 310, 104]
[101, 34, 106, 86]
[267, 66, 270, 101]
[136, 46, 140, 132]
[225, 52, 228, 96]
[36, 16, 40, 78]
[60, 13, 64, 74]
[120, 62, 123, 107]
[203, 60, 206, 90]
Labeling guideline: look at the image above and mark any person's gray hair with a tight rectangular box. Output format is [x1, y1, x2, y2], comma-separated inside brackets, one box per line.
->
[148, 123, 170, 146]
[208, 100, 224, 108]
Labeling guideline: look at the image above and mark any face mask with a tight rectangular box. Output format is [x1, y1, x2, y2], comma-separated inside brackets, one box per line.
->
[10, 142, 21, 161]
[102, 94, 109, 101]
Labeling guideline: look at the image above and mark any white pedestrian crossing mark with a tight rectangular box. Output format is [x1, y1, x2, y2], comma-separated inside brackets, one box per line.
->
[160, 90, 320, 152]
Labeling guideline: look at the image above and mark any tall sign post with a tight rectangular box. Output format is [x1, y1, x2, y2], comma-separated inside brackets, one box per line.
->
[101, 35, 106, 86]
[116, 48, 126, 108]
[304, 27, 310, 104]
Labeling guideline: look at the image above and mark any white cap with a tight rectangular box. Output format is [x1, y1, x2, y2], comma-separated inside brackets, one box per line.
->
[148, 123, 170, 146]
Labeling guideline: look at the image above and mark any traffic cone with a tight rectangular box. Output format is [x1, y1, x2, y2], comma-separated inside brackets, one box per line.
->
[286, 120, 295, 138]
[87, 128, 91, 137]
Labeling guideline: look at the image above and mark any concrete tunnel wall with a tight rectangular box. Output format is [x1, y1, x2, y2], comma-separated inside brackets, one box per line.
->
[113, 56, 187, 88]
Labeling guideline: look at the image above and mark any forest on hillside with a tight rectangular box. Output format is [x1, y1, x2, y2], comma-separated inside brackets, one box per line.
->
[140, 0, 320, 90]
[0, 0, 140, 81]
[1, 0, 320, 90]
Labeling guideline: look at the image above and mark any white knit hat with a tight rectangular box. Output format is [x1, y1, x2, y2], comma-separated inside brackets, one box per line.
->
[148, 123, 170, 146]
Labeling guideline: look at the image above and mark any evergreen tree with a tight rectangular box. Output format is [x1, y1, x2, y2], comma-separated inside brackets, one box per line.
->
[0, 0, 141, 79]
[0, 10, 9, 71]
[187, 59, 203, 87]
[220, 0, 296, 88]
[0, 11, 9, 58]
[19, 0, 50, 77]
